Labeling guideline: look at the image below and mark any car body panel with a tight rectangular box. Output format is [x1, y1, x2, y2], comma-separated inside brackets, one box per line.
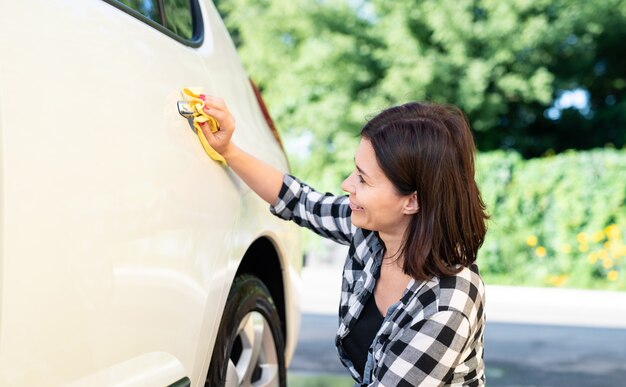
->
[0, 0, 301, 385]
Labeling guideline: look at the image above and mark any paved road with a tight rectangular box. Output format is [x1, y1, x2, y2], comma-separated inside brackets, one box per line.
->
[290, 314, 626, 387]
[484, 322, 626, 386]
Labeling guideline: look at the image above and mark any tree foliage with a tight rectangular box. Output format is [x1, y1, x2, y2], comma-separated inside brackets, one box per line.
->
[475, 148, 626, 290]
[215, 0, 626, 189]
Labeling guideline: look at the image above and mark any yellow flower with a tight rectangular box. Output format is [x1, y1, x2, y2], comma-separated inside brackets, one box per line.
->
[535, 246, 547, 257]
[587, 252, 598, 264]
[592, 230, 605, 243]
[576, 232, 587, 243]
[610, 244, 623, 259]
[560, 244, 572, 254]
[598, 249, 609, 259]
[602, 258, 613, 269]
[620, 246, 626, 258]
[548, 275, 568, 287]
[526, 235, 538, 247]
[607, 270, 619, 282]
[579, 243, 589, 253]
[605, 224, 621, 240]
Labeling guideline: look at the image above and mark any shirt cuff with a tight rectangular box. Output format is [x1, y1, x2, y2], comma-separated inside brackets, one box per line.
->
[269, 174, 301, 221]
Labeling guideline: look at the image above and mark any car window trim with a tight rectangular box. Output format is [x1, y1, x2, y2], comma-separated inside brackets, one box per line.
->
[101, 0, 204, 48]
[157, 0, 168, 28]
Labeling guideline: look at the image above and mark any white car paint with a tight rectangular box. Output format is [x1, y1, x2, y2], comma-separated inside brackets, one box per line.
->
[0, 0, 302, 386]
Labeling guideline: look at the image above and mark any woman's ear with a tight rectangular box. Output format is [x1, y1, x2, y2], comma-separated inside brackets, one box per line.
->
[403, 192, 419, 215]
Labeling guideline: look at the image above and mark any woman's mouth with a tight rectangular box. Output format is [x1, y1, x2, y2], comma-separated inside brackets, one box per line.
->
[349, 202, 364, 211]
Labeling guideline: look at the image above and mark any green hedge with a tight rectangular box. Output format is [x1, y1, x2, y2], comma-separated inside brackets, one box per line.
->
[476, 148, 626, 290]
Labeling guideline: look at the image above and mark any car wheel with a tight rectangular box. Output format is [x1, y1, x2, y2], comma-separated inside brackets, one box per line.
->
[206, 274, 286, 387]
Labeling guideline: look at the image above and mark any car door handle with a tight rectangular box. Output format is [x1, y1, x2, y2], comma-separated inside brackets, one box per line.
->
[177, 101, 194, 118]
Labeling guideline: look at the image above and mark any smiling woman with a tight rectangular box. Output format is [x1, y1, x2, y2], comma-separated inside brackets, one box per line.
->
[197, 96, 489, 386]
[341, 139, 418, 242]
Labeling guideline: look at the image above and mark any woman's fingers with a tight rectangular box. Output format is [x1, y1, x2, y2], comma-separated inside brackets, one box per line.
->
[208, 111, 235, 133]
[204, 106, 226, 121]
[200, 96, 235, 133]
[196, 95, 235, 155]
[202, 95, 228, 112]
[199, 121, 215, 138]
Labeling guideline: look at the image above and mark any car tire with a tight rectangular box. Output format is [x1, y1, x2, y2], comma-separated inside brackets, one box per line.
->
[206, 274, 286, 387]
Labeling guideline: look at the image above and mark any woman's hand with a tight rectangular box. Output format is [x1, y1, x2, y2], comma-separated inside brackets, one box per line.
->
[199, 95, 236, 158]
[197, 94, 283, 204]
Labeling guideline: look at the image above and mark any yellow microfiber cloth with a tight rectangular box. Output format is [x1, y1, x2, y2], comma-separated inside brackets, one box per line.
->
[181, 87, 227, 166]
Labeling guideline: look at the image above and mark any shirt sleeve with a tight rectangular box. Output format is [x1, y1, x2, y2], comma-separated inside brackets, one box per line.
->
[270, 174, 353, 245]
[371, 310, 470, 387]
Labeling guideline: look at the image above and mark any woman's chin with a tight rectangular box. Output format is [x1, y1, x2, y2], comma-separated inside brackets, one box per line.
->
[350, 214, 366, 228]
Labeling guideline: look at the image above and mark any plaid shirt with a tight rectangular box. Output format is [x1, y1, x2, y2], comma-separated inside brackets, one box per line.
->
[271, 175, 485, 386]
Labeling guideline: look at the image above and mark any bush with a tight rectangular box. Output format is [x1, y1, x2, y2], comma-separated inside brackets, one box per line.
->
[476, 148, 626, 290]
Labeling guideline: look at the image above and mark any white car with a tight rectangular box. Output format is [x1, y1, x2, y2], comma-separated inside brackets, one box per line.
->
[0, 1, 302, 386]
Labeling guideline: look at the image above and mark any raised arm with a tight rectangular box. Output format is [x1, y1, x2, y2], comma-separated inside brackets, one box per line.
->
[199, 95, 283, 205]
[199, 96, 353, 244]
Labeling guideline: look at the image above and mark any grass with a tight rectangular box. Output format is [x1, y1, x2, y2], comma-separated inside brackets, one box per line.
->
[287, 372, 354, 387]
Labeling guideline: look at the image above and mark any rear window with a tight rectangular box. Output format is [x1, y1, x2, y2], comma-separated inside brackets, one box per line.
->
[105, 0, 202, 46]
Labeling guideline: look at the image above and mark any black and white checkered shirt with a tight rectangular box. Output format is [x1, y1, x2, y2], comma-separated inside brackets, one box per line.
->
[271, 175, 485, 386]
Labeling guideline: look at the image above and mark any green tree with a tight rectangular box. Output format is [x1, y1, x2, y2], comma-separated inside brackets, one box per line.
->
[215, 0, 382, 189]
[215, 0, 626, 188]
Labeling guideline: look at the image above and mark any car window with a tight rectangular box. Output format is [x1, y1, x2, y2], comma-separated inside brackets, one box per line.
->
[163, 0, 195, 41]
[108, 0, 200, 44]
[115, 0, 162, 24]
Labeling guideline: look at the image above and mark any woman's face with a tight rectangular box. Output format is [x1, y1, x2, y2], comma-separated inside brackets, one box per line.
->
[340, 138, 417, 236]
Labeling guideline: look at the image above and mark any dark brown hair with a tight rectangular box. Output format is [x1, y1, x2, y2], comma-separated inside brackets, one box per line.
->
[361, 102, 488, 280]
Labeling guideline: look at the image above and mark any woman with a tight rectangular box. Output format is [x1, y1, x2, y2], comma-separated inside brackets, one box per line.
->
[200, 95, 488, 386]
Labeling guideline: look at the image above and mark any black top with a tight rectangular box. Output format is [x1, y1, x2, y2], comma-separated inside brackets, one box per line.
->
[342, 294, 385, 377]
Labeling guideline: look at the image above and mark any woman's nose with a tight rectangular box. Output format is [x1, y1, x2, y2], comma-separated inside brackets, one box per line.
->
[341, 174, 354, 194]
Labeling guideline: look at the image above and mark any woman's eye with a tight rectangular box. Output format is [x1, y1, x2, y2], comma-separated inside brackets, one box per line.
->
[358, 175, 365, 184]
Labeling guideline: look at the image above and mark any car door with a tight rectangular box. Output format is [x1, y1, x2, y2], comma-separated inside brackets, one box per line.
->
[0, 0, 240, 385]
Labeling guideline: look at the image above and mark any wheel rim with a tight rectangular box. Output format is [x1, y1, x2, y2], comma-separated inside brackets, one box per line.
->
[225, 311, 279, 387]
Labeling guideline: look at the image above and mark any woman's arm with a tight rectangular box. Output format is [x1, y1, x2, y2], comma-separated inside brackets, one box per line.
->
[200, 95, 283, 205]
[221, 143, 284, 205]
[201, 95, 353, 244]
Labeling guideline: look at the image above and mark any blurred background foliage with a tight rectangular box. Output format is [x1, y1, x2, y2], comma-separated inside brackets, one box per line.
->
[477, 149, 626, 290]
[213, 0, 626, 289]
